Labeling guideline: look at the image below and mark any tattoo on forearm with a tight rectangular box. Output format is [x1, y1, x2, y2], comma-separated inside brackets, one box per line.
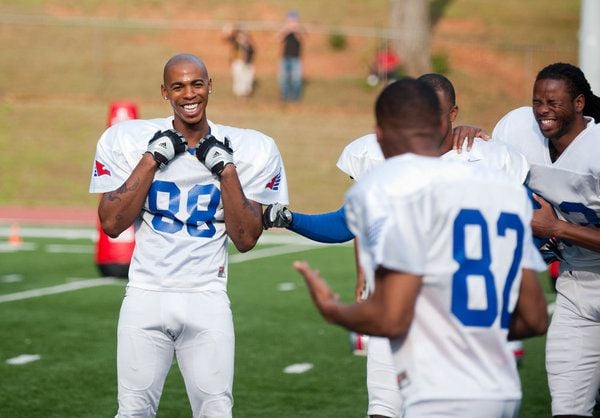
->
[100, 178, 143, 227]
[117, 178, 140, 194]
[104, 178, 141, 203]
[239, 185, 261, 217]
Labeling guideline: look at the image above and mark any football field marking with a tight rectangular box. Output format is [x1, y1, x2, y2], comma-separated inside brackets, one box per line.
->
[0, 240, 341, 303]
[0, 242, 37, 252]
[0, 278, 124, 304]
[277, 282, 296, 291]
[45, 244, 95, 253]
[1, 274, 23, 283]
[283, 363, 313, 374]
[6, 354, 41, 365]
[229, 243, 328, 263]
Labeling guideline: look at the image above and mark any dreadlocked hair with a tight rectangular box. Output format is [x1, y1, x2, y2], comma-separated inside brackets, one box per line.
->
[536, 62, 600, 123]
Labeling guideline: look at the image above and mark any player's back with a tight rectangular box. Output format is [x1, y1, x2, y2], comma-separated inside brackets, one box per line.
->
[345, 153, 535, 405]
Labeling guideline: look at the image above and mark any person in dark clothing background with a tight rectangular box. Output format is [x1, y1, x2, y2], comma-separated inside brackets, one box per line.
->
[277, 10, 305, 102]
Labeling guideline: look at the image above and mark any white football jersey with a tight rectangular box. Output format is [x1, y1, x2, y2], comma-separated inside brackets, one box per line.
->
[89, 117, 288, 291]
[337, 133, 529, 184]
[338, 133, 531, 296]
[336, 133, 382, 181]
[442, 138, 530, 184]
[344, 154, 545, 405]
[493, 107, 600, 272]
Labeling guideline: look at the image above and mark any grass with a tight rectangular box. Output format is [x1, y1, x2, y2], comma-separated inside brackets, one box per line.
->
[0, 0, 580, 213]
[0, 233, 367, 417]
[0, 229, 581, 418]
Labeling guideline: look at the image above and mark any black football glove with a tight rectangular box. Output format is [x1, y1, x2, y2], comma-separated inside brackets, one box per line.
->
[538, 236, 564, 264]
[263, 203, 293, 229]
[195, 134, 234, 176]
[146, 129, 187, 169]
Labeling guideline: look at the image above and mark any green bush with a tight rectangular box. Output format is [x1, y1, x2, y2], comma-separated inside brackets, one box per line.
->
[328, 32, 347, 51]
[432, 53, 450, 74]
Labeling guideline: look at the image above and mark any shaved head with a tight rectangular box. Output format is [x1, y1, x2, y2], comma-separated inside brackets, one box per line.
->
[163, 54, 208, 84]
[161, 53, 212, 142]
[375, 78, 444, 158]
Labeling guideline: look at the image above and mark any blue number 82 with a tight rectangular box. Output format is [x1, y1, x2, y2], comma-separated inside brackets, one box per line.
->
[148, 181, 221, 237]
[451, 209, 524, 329]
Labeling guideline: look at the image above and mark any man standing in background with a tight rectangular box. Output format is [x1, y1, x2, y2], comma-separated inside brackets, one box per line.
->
[277, 10, 305, 102]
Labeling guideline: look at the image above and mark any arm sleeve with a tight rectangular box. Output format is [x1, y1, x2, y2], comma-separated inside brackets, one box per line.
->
[288, 206, 355, 243]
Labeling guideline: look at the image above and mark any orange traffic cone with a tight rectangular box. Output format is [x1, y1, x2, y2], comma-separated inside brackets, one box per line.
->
[8, 223, 22, 247]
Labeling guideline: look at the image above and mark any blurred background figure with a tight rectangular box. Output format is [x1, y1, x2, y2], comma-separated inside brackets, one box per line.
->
[277, 10, 305, 102]
[367, 40, 401, 87]
[222, 24, 256, 99]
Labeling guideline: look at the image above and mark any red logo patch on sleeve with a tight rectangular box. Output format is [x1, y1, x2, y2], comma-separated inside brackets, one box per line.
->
[94, 160, 112, 177]
[265, 172, 281, 190]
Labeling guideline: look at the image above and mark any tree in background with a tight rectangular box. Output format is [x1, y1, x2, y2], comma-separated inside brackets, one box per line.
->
[389, 0, 453, 76]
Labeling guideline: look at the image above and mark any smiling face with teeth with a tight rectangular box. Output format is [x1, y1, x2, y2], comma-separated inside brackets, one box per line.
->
[532, 77, 585, 146]
[161, 54, 212, 145]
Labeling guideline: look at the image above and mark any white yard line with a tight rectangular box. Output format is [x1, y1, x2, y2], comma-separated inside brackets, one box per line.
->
[45, 244, 95, 253]
[229, 244, 325, 263]
[0, 278, 124, 303]
[0, 226, 96, 240]
[0, 239, 340, 303]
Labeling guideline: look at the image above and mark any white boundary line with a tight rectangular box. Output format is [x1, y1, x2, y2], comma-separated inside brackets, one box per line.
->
[0, 241, 341, 304]
[0, 226, 96, 240]
[230, 244, 328, 263]
[0, 278, 124, 303]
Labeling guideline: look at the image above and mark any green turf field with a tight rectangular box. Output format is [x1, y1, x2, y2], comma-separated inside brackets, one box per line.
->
[0, 227, 579, 418]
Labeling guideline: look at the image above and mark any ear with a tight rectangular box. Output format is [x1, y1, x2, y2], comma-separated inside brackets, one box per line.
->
[375, 125, 383, 146]
[574, 93, 585, 113]
[375, 125, 388, 157]
[161, 85, 168, 100]
[450, 105, 459, 123]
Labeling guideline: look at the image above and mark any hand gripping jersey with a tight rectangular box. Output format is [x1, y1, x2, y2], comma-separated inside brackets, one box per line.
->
[90, 117, 288, 291]
[344, 154, 545, 406]
[493, 107, 600, 272]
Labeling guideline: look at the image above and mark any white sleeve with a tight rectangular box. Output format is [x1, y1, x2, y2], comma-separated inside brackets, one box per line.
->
[237, 135, 289, 205]
[492, 111, 511, 143]
[88, 125, 137, 194]
[501, 144, 530, 185]
[336, 134, 382, 181]
[336, 145, 361, 180]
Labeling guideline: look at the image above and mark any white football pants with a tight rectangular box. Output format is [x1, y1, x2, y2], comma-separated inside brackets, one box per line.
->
[546, 269, 600, 417]
[116, 287, 234, 418]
